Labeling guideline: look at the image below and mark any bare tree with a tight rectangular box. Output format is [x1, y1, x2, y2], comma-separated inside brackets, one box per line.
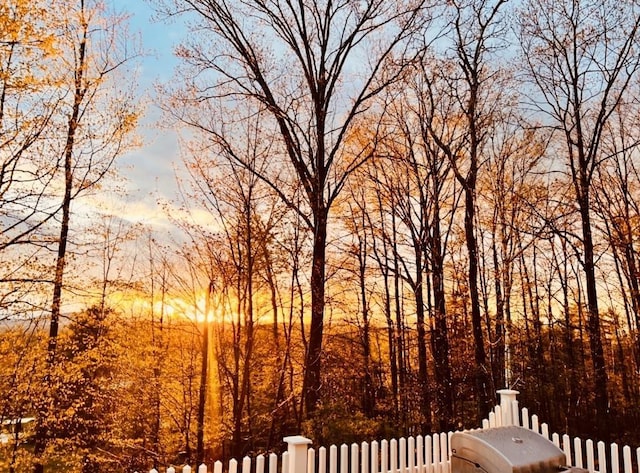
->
[160, 0, 432, 417]
[421, 0, 510, 418]
[480, 121, 549, 389]
[594, 107, 640, 395]
[518, 0, 640, 427]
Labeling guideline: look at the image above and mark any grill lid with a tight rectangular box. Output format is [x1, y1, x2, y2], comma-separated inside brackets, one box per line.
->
[451, 426, 566, 473]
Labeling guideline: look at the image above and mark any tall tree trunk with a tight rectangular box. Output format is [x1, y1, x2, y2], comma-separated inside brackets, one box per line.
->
[414, 260, 432, 432]
[302, 208, 328, 417]
[358, 239, 375, 417]
[492, 236, 506, 390]
[387, 209, 408, 431]
[578, 190, 609, 428]
[465, 186, 492, 419]
[556, 238, 578, 430]
[196, 281, 214, 464]
[32, 9, 87, 470]
[430, 206, 453, 430]
[151, 261, 167, 467]
[384, 275, 399, 421]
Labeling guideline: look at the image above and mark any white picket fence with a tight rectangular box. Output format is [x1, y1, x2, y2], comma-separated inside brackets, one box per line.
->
[145, 390, 640, 473]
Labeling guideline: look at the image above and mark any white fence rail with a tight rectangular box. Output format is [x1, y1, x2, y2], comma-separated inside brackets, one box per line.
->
[144, 390, 640, 473]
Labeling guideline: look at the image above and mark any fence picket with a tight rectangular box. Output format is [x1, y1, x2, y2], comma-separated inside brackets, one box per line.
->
[598, 442, 607, 473]
[587, 439, 595, 472]
[433, 434, 440, 473]
[316, 447, 327, 473]
[184, 466, 192, 473]
[351, 444, 359, 473]
[339, 444, 348, 473]
[495, 406, 502, 427]
[562, 434, 571, 466]
[488, 411, 496, 428]
[416, 436, 424, 473]
[362, 441, 369, 473]
[390, 439, 398, 473]
[283, 451, 290, 473]
[307, 450, 315, 473]
[575, 438, 584, 469]
[198, 464, 207, 473]
[439, 433, 447, 473]
[612, 443, 619, 473]
[330, 445, 338, 473]
[552, 433, 560, 448]
[371, 441, 379, 473]
[541, 423, 549, 440]
[381, 440, 388, 473]
[522, 408, 530, 430]
[270, 453, 278, 473]
[214, 460, 223, 473]
[622, 446, 632, 473]
[398, 438, 406, 473]
[425, 436, 432, 473]
[532, 415, 539, 434]
[408, 437, 415, 473]
[319, 447, 327, 473]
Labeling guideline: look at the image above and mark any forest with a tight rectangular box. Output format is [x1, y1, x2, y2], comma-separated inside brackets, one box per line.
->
[2, 0, 640, 471]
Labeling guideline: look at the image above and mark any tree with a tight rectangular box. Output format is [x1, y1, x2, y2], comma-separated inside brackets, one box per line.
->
[594, 107, 640, 396]
[398, 69, 461, 430]
[0, 0, 61, 316]
[370, 100, 439, 432]
[518, 0, 640, 428]
[421, 0, 510, 418]
[480, 121, 548, 389]
[32, 1, 139, 470]
[48, 306, 119, 473]
[161, 0, 431, 418]
[0, 323, 45, 473]
[365, 155, 410, 430]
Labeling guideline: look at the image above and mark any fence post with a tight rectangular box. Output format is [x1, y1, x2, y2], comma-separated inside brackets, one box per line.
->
[496, 389, 519, 426]
[284, 436, 312, 473]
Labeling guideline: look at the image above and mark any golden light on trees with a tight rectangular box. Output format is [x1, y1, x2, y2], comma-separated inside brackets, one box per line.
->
[4, 0, 640, 470]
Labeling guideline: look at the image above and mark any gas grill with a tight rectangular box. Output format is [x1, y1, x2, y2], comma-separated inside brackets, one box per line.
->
[450, 426, 589, 473]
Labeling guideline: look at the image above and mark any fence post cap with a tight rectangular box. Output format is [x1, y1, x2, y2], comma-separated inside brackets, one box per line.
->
[283, 435, 312, 445]
[497, 389, 519, 404]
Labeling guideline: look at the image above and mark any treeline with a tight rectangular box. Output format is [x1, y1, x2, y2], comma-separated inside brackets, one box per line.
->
[3, 0, 640, 471]
[1, 297, 637, 470]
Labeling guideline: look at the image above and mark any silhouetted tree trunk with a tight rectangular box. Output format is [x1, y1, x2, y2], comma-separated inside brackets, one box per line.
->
[368, 169, 399, 422]
[196, 281, 214, 464]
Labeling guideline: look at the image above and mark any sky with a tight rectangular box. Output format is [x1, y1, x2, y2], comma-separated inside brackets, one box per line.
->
[106, 0, 189, 233]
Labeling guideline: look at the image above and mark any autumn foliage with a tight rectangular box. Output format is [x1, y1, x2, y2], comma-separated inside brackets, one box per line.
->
[2, 0, 640, 471]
